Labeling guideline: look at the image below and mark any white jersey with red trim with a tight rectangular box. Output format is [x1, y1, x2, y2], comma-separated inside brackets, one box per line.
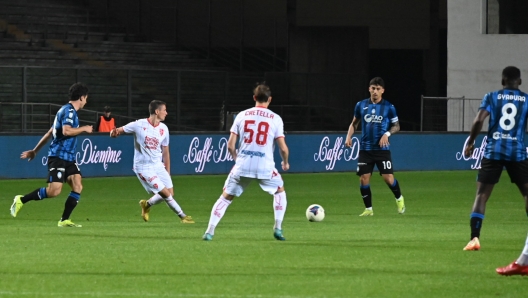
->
[230, 106, 284, 179]
[123, 118, 169, 168]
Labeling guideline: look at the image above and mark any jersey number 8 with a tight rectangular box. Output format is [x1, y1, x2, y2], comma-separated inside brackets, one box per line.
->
[244, 120, 270, 145]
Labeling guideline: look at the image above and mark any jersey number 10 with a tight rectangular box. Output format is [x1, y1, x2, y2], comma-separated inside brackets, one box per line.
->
[244, 120, 270, 145]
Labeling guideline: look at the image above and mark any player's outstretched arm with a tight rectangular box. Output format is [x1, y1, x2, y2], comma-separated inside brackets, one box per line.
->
[465, 109, 489, 157]
[345, 117, 359, 147]
[63, 125, 93, 136]
[21, 127, 53, 161]
[227, 133, 238, 161]
[276, 138, 289, 171]
[109, 127, 124, 138]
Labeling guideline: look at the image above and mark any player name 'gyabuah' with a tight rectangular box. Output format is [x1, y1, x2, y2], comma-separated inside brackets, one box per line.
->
[497, 94, 526, 101]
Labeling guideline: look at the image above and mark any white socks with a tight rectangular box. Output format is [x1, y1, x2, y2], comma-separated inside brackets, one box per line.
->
[206, 196, 232, 235]
[273, 191, 287, 230]
[516, 232, 528, 265]
[164, 195, 185, 217]
[147, 193, 164, 205]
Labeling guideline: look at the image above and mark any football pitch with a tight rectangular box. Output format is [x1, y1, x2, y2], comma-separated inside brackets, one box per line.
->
[0, 171, 526, 297]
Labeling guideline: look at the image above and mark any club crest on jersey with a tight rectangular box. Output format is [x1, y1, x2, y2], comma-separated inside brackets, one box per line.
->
[160, 129, 164, 136]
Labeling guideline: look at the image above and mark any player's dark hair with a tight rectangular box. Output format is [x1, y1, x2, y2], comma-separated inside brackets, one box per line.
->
[369, 77, 385, 88]
[253, 82, 271, 103]
[103, 106, 111, 112]
[149, 100, 166, 115]
[502, 66, 521, 82]
[69, 82, 89, 101]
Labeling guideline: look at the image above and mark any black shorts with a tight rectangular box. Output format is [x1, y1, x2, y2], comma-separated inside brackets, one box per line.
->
[477, 157, 528, 185]
[46, 157, 82, 183]
[357, 150, 394, 176]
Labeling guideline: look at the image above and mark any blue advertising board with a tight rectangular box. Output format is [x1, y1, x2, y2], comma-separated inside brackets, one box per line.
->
[0, 132, 493, 179]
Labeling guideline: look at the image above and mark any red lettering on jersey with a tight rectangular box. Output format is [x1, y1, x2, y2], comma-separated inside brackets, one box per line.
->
[144, 136, 160, 149]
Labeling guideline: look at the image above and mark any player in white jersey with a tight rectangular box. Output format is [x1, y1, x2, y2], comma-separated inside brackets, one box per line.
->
[203, 83, 290, 241]
[110, 100, 194, 224]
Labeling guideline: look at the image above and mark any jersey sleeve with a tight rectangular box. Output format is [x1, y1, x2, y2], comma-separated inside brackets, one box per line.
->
[389, 104, 399, 123]
[161, 125, 169, 146]
[62, 108, 75, 127]
[479, 93, 492, 112]
[123, 120, 139, 134]
[354, 101, 361, 119]
[230, 114, 242, 135]
[274, 115, 285, 139]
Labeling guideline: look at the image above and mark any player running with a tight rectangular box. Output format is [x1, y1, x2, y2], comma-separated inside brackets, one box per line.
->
[110, 100, 194, 224]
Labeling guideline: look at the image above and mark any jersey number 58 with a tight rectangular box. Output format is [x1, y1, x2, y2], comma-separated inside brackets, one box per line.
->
[244, 120, 270, 145]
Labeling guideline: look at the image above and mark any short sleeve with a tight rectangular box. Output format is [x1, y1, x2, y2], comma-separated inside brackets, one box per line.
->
[123, 120, 138, 134]
[389, 104, 399, 123]
[479, 93, 492, 112]
[62, 108, 75, 127]
[230, 114, 242, 135]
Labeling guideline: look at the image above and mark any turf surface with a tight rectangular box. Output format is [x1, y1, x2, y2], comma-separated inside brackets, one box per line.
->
[0, 171, 526, 297]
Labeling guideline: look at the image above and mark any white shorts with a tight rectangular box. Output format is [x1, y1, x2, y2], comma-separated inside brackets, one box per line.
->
[223, 168, 283, 197]
[134, 165, 173, 194]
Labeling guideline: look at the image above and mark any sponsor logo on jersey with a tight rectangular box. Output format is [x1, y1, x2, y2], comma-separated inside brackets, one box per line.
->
[240, 150, 265, 158]
[364, 114, 384, 123]
[144, 136, 160, 150]
[493, 132, 517, 140]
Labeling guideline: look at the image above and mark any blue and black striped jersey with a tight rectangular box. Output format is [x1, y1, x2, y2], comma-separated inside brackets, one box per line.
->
[48, 103, 79, 162]
[354, 98, 398, 151]
[480, 88, 528, 161]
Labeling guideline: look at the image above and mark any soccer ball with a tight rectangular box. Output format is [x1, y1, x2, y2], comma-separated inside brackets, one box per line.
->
[306, 204, 325, 222]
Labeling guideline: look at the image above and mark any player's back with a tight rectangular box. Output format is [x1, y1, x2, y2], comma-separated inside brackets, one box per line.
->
[48, 103, 79, 161]
[231, 107, 284, 179]
[483, 88, 528, 161]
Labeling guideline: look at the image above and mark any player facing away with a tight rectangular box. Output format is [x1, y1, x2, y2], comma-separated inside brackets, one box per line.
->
[10, 82, 93, 227]
[202, 83, 290, 241]
[110, 100, 194, 224]
[463, 66, 528, 251]
[345, 77, 405, 216]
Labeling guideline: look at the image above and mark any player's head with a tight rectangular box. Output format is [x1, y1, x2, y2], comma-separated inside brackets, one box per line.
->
[149, 100, 167, 121]
[502, 66, 521, 88]
[69, 82, 89, 102]
[368, 77, 385, 101]
[253, 82, 272, 104]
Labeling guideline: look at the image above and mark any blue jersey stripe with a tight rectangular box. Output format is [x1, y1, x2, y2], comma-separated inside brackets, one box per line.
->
[48, 103, 79, 162]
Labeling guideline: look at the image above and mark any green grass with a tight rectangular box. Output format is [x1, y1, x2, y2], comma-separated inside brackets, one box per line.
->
[0, 171, 526, 297]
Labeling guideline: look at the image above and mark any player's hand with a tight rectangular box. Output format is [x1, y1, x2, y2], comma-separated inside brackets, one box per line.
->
[464, 143, 475, 157]
[281, 161, 289, 171]
[379, 135, 390, 148]
[345, 137, 352, 147]
[21, 150, 36, 161]
[109, 127, 120, 138]
[85, 125, 93, 134]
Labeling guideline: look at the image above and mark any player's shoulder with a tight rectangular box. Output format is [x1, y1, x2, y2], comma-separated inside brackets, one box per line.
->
[381, 98, 395, 106]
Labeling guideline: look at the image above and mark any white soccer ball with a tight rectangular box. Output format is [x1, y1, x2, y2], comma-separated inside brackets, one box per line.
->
[306, 204, 325, 222]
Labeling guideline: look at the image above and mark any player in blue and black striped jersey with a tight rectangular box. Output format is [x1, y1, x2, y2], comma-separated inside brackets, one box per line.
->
[463, 66, 528, 253]
[9, 83, 93, 227]
[345, 77, 405, 217]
